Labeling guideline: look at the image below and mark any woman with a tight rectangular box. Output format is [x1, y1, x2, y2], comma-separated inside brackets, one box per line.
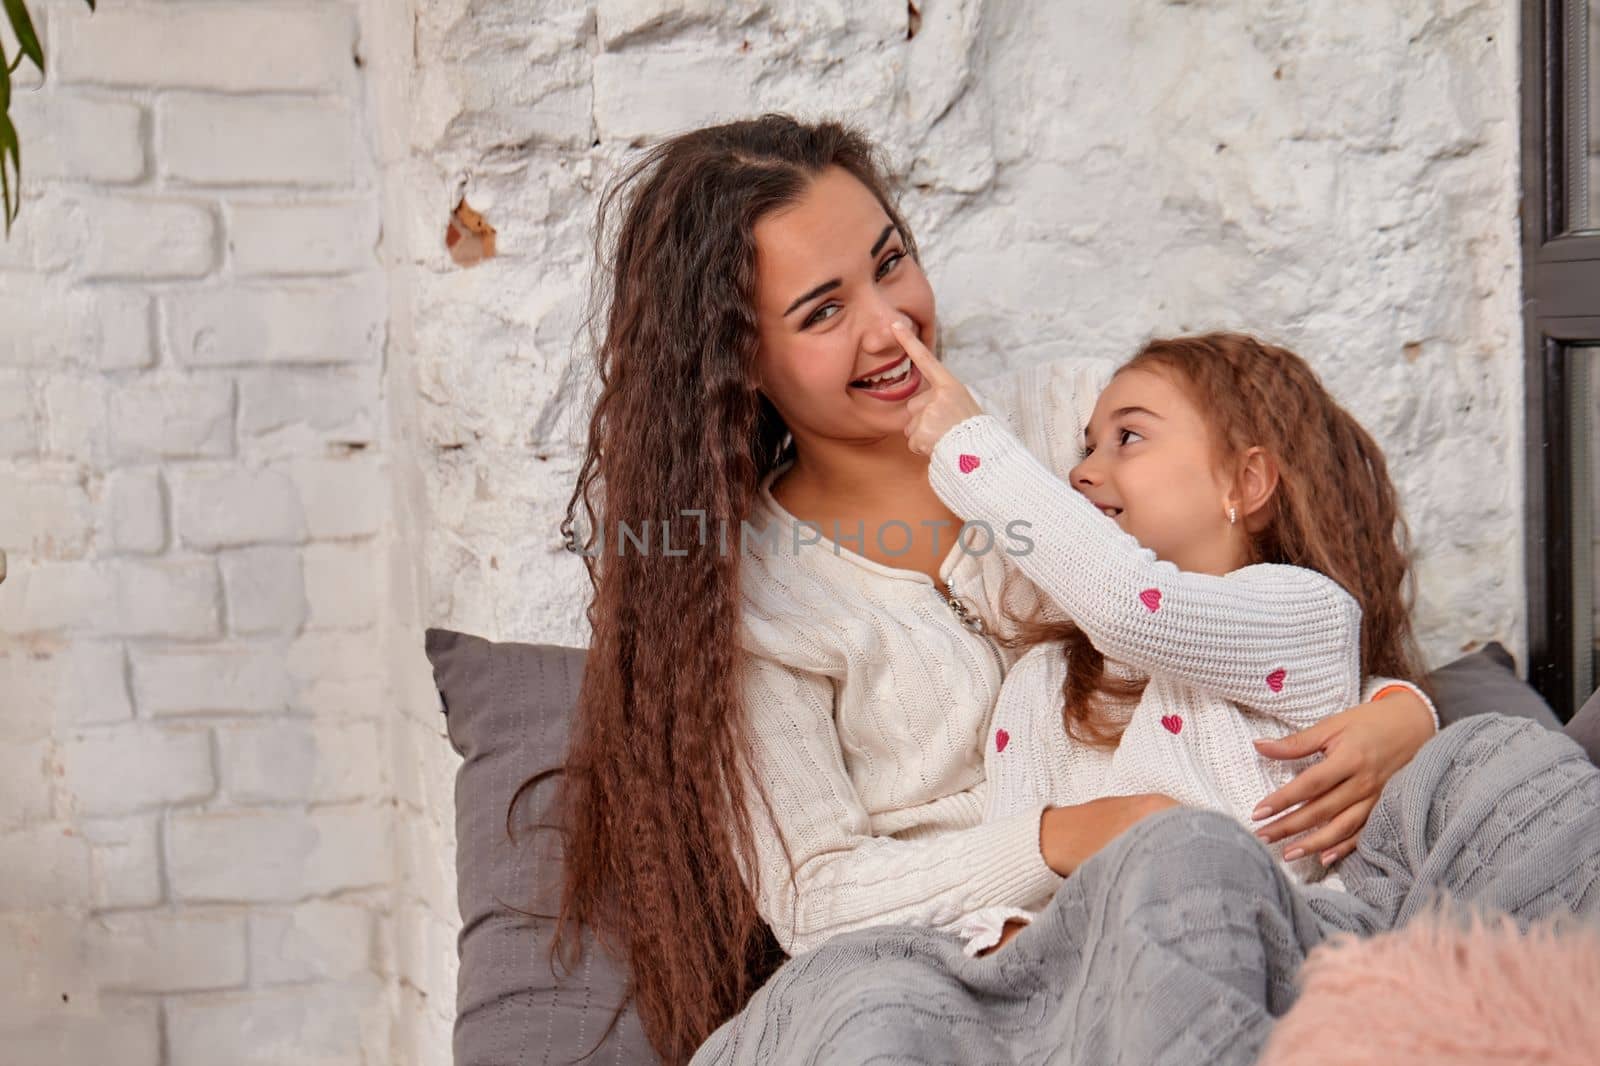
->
[548, 114, 1587, 1064]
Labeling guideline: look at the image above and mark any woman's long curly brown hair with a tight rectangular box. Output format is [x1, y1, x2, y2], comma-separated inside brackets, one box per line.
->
[530, 115, 922, 1064]
[997, 332, 1429, 751]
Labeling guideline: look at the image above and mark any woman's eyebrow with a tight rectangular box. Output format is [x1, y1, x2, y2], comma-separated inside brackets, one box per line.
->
[1110, 405, 1163, 421]
[783, 223, 898, 316]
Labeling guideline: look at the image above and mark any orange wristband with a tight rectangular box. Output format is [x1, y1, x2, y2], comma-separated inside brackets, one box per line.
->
[1371, 683, 1410, 702]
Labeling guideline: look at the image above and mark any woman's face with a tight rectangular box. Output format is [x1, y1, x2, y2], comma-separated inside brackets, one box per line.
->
[750, 166, 937, 448]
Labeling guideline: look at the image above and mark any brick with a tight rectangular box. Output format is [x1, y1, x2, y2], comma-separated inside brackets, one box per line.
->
[42, 375, 110, 464]
[0, 997, 159, 1066]
[0, 640, 132, 737]
[237, 367, 376, 456]
[112, 558, 223, 639]
[130, 644, 292, 718]
[0, 561, 115, 636]
[0, 912, 85, 1023]
[250, 902, 374, 984]
[168, 806, 390, 902]
[0, 737, 53, 830]
[219, 721, 382, 805]
[89, 911, 247, 993]
[56, 6, 354, 93]
[229, 201, 379, 276]
[167, 979, 386, 1066]
[32, 558, 226, 639]
[96, 468, 168, 555]
[0, 372, 40, 458]
[285, 631, 383, 686]
[82, 814, 163, 910]
[220, 547, 307, 635]
[394, 815, 455, 919]
[302, 543, 377, 629]
[0, 468, 94, 559]
[0, 191, 87, 273]
[0, 823, 92, 908]
[2, 284, 152, 371]
[107, 377, 234, 462]
[74, 197, 216, 280]
[7, 93, 145, 183]
[290, 457, 384, 540]
[62, 724, 214, 817]
[172, 466, 306, 549]
[0, 283, 152, 369]
[166, 281, 384, 367]
[159, 96, 357, 187]
[593, 52, 759, 143]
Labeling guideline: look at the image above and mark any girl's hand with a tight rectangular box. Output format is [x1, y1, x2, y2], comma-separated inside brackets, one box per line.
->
[1250, 689, 1435, 865]
[890, 321, 985, 456]
[1039, 793, 1182, 877]
[978, 919, 1029, 957]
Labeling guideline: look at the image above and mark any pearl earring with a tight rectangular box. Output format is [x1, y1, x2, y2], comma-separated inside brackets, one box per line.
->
[1228, 506, 1238, 526]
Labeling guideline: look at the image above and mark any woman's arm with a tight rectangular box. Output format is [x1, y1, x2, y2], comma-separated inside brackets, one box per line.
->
[1251, 685, 1436, 863]
[739, 654, 1064, 956]
[927, 413, 1362, 722]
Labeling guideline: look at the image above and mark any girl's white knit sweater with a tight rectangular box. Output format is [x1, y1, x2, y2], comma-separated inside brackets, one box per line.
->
[735, 356, 1435, 958]
[926, 413, 1385, 954]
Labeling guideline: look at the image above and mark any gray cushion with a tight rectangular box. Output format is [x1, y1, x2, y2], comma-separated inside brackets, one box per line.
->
[1566, 684, 1600, 765]
[1425, 642, 1562, 730]
[425, 628, 656, 1066]
[424, 630, 1564, 1065]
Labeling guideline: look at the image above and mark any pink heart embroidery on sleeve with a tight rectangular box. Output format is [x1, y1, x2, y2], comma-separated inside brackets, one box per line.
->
[1161, 715, 1183, 734]
[995, 728, 1009, 752]
[958, 454, 981, 474]
[1266, 668, 1287, 693]
[1139, 588, 1162, 612]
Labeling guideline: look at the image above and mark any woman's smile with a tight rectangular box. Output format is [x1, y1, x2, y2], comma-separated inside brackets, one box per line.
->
[850, 357, 923, 401]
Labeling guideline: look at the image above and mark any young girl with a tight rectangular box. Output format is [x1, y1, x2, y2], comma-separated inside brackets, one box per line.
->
[899, 329, 1430, 955]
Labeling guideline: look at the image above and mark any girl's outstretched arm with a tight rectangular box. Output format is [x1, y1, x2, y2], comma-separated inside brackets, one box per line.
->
[926, 412, 1362, 723]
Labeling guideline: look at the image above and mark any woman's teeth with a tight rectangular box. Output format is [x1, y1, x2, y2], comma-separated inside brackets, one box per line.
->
[851, 355, 912, 388]
[1100, 506, 1122, 518]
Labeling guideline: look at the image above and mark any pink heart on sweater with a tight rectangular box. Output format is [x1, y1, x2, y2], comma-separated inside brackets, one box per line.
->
[1161, 715, 1183, 735]
[995, 728, 1009, 753]
[1139, 588, 1162, 612]
[958, 454, 981, 474]
[1266, 668, 1287, 693]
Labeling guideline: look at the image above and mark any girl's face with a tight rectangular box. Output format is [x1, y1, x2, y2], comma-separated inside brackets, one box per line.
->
[1069, 366, 1250, 575]
[750, 166, 937, 448]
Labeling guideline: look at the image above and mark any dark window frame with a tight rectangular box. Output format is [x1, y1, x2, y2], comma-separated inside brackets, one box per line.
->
[1520, 0, 1600, 720]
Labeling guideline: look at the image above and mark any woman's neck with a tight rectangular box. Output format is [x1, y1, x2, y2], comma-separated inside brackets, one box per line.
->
[774, 437, 933, 514]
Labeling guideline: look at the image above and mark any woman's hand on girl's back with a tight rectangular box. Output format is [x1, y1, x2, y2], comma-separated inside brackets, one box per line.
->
[1249, 690, 1435, 865]
[1039, 793, 1182, 877]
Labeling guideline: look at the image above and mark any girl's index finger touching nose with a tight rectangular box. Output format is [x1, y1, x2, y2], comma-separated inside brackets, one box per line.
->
[891, 321, 953, 385]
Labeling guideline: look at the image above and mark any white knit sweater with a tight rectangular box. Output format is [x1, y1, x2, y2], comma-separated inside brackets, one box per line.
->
[735, 356, 1434, 957]
[926, 413, 1409, 953]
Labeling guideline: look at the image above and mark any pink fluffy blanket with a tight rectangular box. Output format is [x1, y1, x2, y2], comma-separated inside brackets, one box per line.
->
[1260, 903, 1600, 1065]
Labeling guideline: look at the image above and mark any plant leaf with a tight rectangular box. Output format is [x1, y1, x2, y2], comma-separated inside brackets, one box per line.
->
[1, 41, 10, 113]
[84, 0, 94, 10]
[0, 110, 19, 238]
[2, 0, 44, 75]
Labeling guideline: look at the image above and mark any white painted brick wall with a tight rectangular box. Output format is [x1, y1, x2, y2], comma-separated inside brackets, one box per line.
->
[0, 1, 1534, 1063]
[0, 0, 428, 1061]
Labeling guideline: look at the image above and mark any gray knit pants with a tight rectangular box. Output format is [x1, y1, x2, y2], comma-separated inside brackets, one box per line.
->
[690, 714, 1600, 1065]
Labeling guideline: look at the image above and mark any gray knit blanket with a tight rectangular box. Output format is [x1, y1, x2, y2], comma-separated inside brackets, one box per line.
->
[691, 714, 1600, 1065]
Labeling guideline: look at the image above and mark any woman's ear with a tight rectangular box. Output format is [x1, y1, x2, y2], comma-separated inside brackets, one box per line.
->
[1235, 446, 1280, 533]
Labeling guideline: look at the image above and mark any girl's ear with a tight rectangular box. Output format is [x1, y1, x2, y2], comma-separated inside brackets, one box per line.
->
[1235, 446, 1280, 533]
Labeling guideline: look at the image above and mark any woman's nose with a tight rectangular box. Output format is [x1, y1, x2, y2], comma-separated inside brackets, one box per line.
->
[1070, 455, 1099, 488]
[863, 301, 916, 350]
